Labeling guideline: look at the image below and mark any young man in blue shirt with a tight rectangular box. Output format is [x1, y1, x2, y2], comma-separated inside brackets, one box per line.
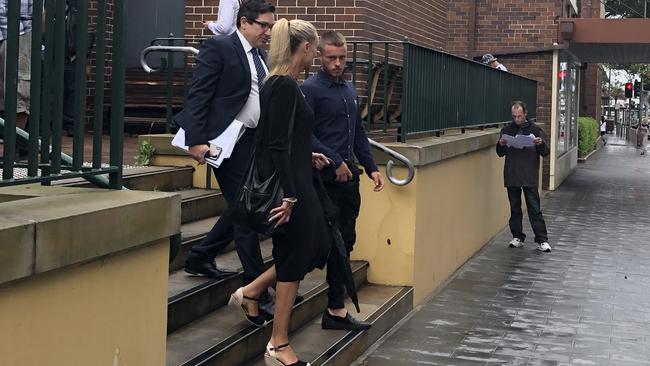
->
[302, 31, 384, 331]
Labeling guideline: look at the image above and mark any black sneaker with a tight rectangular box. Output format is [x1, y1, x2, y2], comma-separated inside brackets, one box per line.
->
[321, 310, 371, 331]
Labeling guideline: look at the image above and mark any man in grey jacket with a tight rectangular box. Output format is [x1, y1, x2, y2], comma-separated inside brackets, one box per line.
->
[496, 101, 551, 252]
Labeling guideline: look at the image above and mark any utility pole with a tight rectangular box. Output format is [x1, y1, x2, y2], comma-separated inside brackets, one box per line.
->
[640, 78, 645, 123]
[608, 67, 612, 102]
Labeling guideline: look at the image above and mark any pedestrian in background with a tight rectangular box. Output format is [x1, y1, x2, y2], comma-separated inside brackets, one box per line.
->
[482, 53, 508, 72]
[496, 101, 551, 252]
[600, 115, 607, 146]
[203, 0, 239, 36]
[0, 0, 33, 159]
[639, 119, 649, 155]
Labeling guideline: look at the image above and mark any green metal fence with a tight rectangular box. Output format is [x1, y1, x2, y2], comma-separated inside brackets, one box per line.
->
[0, 0, 125, 189]
[400, 42, 537, 141]
[140, 38, 536, 143]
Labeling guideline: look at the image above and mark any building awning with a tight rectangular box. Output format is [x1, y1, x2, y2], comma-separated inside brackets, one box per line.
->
[559, 18, 650, 63]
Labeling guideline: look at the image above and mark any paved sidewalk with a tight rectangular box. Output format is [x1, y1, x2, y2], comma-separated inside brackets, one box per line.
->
[359, 139, 650, 366]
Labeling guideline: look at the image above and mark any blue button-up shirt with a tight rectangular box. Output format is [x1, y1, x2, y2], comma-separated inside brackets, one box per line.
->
[301, 69, 378, 177]
[0, 0, 33, 41]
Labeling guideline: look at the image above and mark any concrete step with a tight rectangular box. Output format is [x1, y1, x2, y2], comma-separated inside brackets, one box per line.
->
[250, 285, 413, 366]
[170, 217, 272, 273]
[170, 217, 221, 272]
[56, 165, 195, 191]
[165, 261, 369, 366]
[167, 238, 274, 334]
[179, 189, 226, 224]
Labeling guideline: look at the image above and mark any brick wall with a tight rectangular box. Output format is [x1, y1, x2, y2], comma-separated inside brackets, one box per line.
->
[582, 64, 602, 119]
[86, 0, 114, 126]
[184, 0, 448, 48]
[185, 0, 220, 39]
[355, 0, 447, 48]
[448, 0, 561, 58]
[447, 0, 473, 57]
[580, 0, 603, 120]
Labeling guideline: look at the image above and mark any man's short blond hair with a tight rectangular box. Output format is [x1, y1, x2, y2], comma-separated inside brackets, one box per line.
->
[318, 30, 346, 51]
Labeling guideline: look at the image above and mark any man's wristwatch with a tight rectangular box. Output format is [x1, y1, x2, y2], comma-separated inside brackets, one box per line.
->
[282, 197, 298, 205]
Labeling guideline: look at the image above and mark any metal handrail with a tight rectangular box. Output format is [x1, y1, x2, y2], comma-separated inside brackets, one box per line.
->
[140, 44, 415, 186]
[0, 118, 116, 188]
[368, 138, 414, 186]
[149, 36, 208, 46]
[140, 45, 199, 73]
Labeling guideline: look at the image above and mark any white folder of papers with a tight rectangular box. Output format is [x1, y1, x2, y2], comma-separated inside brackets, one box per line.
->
[171, 120, 245, 168]
[502, 134, 536, 149]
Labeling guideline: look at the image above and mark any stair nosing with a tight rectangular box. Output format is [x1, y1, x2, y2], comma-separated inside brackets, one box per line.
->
[311, 286, 414, 366]
[168, 255, 275, 305]
[169, 261, 369, 366]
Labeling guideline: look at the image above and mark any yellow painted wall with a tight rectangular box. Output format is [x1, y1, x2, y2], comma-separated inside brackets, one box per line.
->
[0, 240, 169, 366]
[353, 147, 510, 304]
[152, 155, 219, 189]
[412, 148, 509, 303]
[352, 165, 418, 287]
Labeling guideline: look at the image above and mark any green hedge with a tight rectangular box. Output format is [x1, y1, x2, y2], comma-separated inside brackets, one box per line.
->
[578, 117, 599, 157]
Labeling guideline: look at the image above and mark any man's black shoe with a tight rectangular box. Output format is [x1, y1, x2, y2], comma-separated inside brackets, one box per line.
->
[321, 310, 371, 331]
[184, 259, 236, 279]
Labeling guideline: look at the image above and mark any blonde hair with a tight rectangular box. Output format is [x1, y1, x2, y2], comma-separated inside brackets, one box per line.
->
[268, 18, 318, 77]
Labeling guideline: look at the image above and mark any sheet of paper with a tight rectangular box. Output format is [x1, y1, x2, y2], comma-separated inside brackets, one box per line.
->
[171, 120, 245, 168]
[502, 133, 536, 149]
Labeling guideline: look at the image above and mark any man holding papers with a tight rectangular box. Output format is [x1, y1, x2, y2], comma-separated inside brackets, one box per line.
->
[496, 101, 552, 253]
[174, 0, 275, 281]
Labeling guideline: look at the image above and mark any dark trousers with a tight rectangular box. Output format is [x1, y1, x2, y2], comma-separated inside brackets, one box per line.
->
[507, 186, 548, 243]
[325, 179, 361, 310]
[188, 130, 265, 284]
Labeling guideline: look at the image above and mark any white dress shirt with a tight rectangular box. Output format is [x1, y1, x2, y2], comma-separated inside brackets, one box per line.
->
[234, 30, 268, 129]
[207, 0, 239, 36]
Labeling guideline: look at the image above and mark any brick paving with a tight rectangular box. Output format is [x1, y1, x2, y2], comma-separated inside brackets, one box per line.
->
[1, 132, 140, 166]
[359, 138, 650, 366]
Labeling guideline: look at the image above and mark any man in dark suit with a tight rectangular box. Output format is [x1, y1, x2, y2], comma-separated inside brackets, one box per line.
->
[175, 0, 275, 284]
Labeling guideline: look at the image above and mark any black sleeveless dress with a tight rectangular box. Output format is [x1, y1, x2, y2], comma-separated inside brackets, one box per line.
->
[255, 75, 331, 282]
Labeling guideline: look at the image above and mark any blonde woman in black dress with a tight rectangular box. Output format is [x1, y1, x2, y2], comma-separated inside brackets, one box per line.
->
[228, 18, 330, 366]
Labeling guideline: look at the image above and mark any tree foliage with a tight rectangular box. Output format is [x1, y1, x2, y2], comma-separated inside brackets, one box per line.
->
[605, 63, 650, 84]
[605, 0, 648, 18]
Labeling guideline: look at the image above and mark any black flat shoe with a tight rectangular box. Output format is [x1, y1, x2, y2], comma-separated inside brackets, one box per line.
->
[321, 311, 371, 331]
[184, 259, 236, 279]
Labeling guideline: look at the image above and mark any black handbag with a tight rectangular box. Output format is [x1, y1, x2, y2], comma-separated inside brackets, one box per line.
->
[231, 86, 297, 236]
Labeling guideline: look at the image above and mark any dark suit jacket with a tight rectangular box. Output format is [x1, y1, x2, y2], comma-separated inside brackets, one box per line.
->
[174, 32, 267, 147]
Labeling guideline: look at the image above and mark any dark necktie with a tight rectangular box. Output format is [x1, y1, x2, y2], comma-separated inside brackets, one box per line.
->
[250, 48, 267, 89]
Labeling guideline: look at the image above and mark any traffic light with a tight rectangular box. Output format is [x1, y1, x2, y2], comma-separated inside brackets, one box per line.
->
[634, 80, 641, 98]
[625, 82, 633, 98]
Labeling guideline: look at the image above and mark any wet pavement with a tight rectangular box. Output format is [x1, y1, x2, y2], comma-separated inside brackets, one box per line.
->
[358, 138, 650, 365]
